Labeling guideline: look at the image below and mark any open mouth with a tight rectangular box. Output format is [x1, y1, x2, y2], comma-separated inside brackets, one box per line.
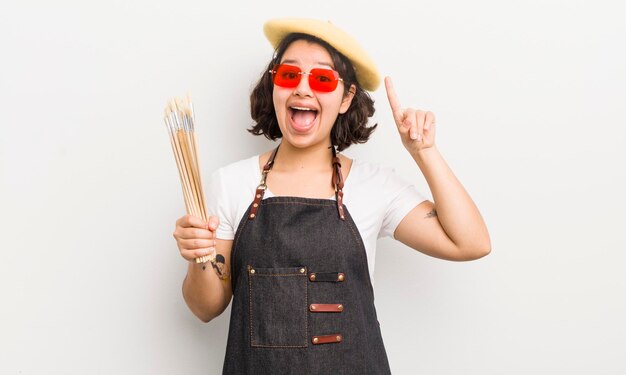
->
[289, 106, 319, 132]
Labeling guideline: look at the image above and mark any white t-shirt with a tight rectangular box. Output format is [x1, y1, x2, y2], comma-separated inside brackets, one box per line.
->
[205, 155, 427, 279]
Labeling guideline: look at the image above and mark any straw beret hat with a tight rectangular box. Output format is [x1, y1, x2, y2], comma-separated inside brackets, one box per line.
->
[263, 18, 381, 91]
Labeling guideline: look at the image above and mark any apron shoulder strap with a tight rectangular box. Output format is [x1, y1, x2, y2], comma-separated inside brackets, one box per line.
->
[332, 146, 346, 221]
[248, 144, 346, 221]
[248, 146, 279, 220]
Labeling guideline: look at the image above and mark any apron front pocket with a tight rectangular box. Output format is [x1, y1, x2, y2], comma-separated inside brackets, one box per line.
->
[247, 265, 308, 348]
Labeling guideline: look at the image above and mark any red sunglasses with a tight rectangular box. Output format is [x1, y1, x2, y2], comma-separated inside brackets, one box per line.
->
[269, 64, 344, 93]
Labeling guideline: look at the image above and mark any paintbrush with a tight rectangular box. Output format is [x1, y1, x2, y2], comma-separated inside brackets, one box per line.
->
[164, 95, 213, 264]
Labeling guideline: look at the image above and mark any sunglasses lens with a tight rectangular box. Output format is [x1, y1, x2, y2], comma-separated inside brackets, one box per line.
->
[309, 68, 340, 92]
[272, 64, 301, 88]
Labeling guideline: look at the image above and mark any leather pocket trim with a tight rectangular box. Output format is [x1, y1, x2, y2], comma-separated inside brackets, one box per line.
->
[309, 303, 344, 313]
[312, 334, 343, 345]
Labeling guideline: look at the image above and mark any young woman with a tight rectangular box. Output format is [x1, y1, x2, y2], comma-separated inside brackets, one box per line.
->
[173, 18, 491, 374]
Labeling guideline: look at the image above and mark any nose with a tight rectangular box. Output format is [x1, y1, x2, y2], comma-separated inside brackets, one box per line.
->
[293, 72, 313, 97]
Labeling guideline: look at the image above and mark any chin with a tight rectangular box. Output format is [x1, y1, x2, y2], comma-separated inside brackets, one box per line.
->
[282, 132, 331, 151]
[282, 135, 316, 149]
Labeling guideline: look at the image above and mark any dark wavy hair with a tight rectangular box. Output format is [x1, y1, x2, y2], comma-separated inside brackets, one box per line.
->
[249, 33, 377, 151]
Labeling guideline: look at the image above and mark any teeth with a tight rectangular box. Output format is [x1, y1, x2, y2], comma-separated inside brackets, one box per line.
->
[291, 106, 315, 111]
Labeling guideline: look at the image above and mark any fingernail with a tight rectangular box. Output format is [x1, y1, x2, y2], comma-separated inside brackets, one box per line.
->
[410, 131, 417, 139]
[417, 134, 422, 142]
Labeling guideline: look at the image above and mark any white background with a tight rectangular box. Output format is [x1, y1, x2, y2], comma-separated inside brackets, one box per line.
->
[1, 0, 625, 374]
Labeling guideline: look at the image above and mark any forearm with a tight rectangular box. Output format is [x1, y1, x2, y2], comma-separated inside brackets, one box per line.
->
[183, 262, 230, 322]
[412, 146, 491, 256]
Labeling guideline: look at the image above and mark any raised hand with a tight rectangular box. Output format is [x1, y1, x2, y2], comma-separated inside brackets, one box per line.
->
[384, 76, 436, 155]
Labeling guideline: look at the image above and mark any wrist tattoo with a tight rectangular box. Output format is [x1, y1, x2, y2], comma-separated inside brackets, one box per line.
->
[198, 253, 229, 280]
[425, 208, 438, 218]
[208, 253, 230, 281]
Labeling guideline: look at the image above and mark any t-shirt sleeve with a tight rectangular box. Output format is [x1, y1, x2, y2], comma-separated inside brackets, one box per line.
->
[378, 169, 428, 239]
[205, 168, 236, 240]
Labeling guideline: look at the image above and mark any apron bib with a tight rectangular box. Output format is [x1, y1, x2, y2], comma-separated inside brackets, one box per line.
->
[222, 146, 391, 374]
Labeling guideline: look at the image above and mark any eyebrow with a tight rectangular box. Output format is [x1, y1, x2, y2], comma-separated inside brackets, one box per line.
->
[280, 59, 335, 69]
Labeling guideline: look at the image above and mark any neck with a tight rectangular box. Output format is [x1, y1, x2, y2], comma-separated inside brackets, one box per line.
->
[273, 141, 334, 171]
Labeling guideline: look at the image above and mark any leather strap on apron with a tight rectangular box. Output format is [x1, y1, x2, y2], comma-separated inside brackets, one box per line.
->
[331, 146, 346, 220]
[248, 147, 278, 220]
[248, 144, 346, 220]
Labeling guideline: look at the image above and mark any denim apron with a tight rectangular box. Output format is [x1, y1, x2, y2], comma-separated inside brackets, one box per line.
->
[222, 146, 392, 374]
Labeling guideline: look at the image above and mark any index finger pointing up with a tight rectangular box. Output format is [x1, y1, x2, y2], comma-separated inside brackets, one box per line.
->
[384, 76, 402, 114]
